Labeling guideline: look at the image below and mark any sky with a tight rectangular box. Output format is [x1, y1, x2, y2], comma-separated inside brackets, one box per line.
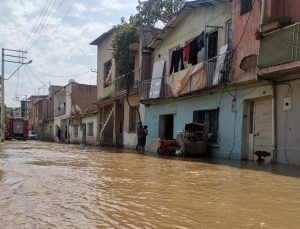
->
[0, 0, 138, 107]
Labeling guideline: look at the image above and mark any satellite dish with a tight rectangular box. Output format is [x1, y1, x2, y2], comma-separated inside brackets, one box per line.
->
[69, 79, 75, 84]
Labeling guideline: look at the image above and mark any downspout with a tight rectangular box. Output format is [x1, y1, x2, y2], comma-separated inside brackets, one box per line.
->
[272, 82, 277, 162]
[260, 0, 266, 32]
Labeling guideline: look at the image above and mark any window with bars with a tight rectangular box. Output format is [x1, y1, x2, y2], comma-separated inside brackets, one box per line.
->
[193, 109, 219, 143]
[240, 0, 252, 15]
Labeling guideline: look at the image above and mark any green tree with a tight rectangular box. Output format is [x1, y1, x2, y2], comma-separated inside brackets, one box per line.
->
[112, 0, 185, 76]
[136, 0, 185, 26]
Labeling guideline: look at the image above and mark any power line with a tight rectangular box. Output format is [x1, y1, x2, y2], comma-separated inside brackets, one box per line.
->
[29, 0, 66, 50]
[27, 0, 58, 50]
[24, 66, 36, 92]
[25, 66, 47, 86]
[28, 67, 91, 78]
[24, 0, 52, 49]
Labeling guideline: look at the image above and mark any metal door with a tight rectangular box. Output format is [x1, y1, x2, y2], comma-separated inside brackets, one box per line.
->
[250, 98, 273, 161]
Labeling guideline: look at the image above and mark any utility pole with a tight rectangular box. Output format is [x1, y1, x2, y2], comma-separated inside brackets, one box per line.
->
[1, 48, 30, 141]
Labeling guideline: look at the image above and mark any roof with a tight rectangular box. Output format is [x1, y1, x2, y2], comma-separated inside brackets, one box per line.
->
[148, 0, 230, 48]
[90, 28, 116, 45]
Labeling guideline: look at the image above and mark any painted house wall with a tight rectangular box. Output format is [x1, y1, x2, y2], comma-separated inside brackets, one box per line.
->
[275, 80, 300, 165]
[153, 3, 232, 76]
[265, 0, 300, 23]
[96, 32, 116, 100]
[70, 83, 97, 112]
[69, 115, 98, 145]
[144, 90, 245, 159]
[232, 0, 260, 82]
[54, 89, 67, 117]
[123, 93, 145, 149]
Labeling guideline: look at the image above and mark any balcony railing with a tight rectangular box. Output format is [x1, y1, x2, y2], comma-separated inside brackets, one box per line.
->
[258, 22, 300, 69]
[139, 50, 232, 101]
[102, 71, 139, 99]
[55, 108, 66, 117]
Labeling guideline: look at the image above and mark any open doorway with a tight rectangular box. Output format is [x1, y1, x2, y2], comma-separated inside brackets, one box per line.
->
[159, 114, 174, 140]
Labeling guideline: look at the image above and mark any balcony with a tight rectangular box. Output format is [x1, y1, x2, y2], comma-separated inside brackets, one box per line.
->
[100, 72, 138, 100]
[55, 107, 66, 117]
[139, 51, 232, 102]
[258, 23, 300, 79]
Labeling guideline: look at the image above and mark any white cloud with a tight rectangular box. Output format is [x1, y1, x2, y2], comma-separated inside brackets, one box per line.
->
[0, 0, 137, 107]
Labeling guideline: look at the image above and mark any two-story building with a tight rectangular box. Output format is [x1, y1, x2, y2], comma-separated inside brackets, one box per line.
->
[254, 0, 300, 165]
[53, 80, 97, 145]
[140, 0, 240, 158]
[90, 26, 159, 149]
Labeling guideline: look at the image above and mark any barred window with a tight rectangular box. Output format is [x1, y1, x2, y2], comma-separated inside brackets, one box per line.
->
[193, 109, 219, 143]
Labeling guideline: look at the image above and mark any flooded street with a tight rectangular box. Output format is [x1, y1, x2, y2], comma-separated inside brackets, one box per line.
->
[0, 141, 299, 228]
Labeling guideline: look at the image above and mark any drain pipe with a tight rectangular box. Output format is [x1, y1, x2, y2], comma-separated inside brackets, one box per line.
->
[272, 82, 277, 162]
[260, 0, 266, 32]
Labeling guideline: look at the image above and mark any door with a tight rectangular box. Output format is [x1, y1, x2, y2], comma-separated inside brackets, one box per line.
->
[82, 124, 86, 145]
[159, 114, 174, 140]
[249, 98, 273, 161]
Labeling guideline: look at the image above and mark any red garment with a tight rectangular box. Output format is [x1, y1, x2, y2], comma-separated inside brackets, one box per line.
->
[184, 42, 191, 63]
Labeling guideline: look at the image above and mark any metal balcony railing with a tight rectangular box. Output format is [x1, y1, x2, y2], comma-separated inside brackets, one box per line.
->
[55, 108, 66, 117]
[258, 22, 300, 69]
[139, 50, 232, 101]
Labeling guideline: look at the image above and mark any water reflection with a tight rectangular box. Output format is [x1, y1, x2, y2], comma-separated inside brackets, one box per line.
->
[0, 141, 299, 228]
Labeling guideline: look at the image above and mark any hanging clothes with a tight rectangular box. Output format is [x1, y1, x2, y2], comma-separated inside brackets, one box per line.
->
[169, 48, 185, 74]
[189, 31, 205, 66]
[184, 42, 191, 63]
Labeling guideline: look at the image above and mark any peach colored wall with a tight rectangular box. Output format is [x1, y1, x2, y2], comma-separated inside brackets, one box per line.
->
[232, 0, 261, 82]
[266, 0, 300, 23]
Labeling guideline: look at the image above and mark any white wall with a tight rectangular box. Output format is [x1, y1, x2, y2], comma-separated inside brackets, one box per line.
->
[69, 115, 98, 145]
[153, 3, 232, 75]
[276, 80, 300, 165]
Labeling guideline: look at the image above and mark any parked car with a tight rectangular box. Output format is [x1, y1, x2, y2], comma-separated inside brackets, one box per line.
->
[28, 131, 38, 140]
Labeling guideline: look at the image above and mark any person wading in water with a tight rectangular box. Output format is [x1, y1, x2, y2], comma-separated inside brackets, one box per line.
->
[137, 122, 147, 152]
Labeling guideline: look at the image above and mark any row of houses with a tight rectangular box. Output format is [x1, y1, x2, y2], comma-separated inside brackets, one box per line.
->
[28, 82, 98, 145]
[28, 0, 300, 166]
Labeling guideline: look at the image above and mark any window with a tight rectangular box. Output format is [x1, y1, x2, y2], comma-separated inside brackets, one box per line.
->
[88, 122, 94, 136]
[226, 20, 232, 49]
[240, 0, 252, 15]
[207, 30, 218, 59]
[104, 59, 112, 87]
[74, 125, 79, 137]
[129, 106, 139, 132]
[193, 109, 219, 143]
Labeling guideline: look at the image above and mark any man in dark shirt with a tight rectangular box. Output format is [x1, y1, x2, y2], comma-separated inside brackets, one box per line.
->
[137, 122, 146, 152]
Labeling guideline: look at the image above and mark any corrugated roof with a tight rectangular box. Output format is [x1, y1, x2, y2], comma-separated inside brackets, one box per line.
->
[148, 0, 229, 48]
[90, 28, 116, 46]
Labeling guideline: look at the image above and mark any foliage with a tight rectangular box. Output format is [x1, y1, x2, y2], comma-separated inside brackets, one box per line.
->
[112, 20, 138, 76]
[136, 0, 185, 26]
[112, 0, 185, 76]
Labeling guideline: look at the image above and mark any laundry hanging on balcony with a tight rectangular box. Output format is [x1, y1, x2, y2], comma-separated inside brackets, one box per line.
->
[189, 31, 205, 66]
[169, 62, 207, 97]
[169, 47, 185, 74]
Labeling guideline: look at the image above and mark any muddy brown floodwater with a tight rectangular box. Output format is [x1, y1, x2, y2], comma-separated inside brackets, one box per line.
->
[0, 141, 300, 228]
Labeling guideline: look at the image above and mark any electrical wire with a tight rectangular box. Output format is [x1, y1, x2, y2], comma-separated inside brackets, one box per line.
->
[27, 0, 58, 50]
[24, 0, 51, 49]
[25, 66, 47, 86]
[234, 0, 255, 52]
[24, 67, 36, 92]
[28, 67, 91, 78]
[29, 0, 66, 50]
